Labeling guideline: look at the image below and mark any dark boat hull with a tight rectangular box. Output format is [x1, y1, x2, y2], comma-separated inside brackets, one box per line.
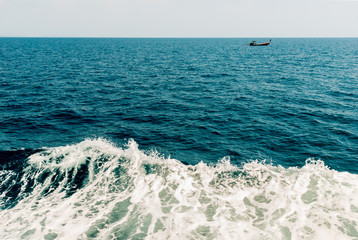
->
[253, 42, 270, 46]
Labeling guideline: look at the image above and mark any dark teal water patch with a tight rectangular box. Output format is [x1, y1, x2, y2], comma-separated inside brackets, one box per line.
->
[0, 38, 357, 173]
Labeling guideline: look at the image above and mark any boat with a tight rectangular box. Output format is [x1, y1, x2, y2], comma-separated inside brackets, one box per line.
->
[249, 39, 271, 46]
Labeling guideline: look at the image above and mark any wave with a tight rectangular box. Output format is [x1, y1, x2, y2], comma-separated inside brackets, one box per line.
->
[1, 139, 358, 239]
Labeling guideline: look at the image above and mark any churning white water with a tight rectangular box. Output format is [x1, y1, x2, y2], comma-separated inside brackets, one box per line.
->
[1, 139, 357, 239]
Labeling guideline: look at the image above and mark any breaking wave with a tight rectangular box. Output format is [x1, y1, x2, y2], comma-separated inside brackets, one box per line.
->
[1, 138, 358, 239]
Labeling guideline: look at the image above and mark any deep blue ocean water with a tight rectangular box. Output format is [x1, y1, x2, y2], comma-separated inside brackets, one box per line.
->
[1, 38, 357, 171]
[0, 38, 358, 239]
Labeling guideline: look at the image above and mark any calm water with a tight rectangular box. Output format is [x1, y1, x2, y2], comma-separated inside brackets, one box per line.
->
[0, 38, 357, 239]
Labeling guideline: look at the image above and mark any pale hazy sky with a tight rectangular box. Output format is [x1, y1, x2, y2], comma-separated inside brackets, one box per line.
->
[0, 0, 357, 37]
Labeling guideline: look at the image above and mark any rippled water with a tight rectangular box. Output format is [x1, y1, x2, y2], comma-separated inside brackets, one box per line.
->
[1, 38, 357, 171]
[0, 38, 357, 239]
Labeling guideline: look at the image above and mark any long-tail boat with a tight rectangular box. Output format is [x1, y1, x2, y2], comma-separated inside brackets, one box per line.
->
[249, 39, 271, 46]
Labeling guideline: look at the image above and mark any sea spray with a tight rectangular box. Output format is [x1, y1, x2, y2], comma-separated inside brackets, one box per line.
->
[1, 139, 357, 239]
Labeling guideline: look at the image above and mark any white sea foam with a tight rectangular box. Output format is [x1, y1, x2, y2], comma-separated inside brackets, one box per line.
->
[1, 138, 358, 240]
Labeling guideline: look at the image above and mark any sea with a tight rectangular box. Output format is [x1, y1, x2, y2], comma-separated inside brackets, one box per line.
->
[0, 38, 357, 240]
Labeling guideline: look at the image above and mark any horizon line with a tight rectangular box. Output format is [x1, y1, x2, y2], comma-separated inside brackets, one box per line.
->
[1, 36, 358, 39]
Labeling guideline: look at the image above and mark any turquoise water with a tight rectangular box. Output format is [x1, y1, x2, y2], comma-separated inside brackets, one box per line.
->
[0, 38, 357, 239]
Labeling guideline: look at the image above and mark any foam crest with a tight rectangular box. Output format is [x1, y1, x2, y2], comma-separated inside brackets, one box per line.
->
[27, 138, 121, 169]
[0, 139, 357, 240]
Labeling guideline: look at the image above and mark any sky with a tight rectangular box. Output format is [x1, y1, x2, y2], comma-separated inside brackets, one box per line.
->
[0, 0, 357, 37]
